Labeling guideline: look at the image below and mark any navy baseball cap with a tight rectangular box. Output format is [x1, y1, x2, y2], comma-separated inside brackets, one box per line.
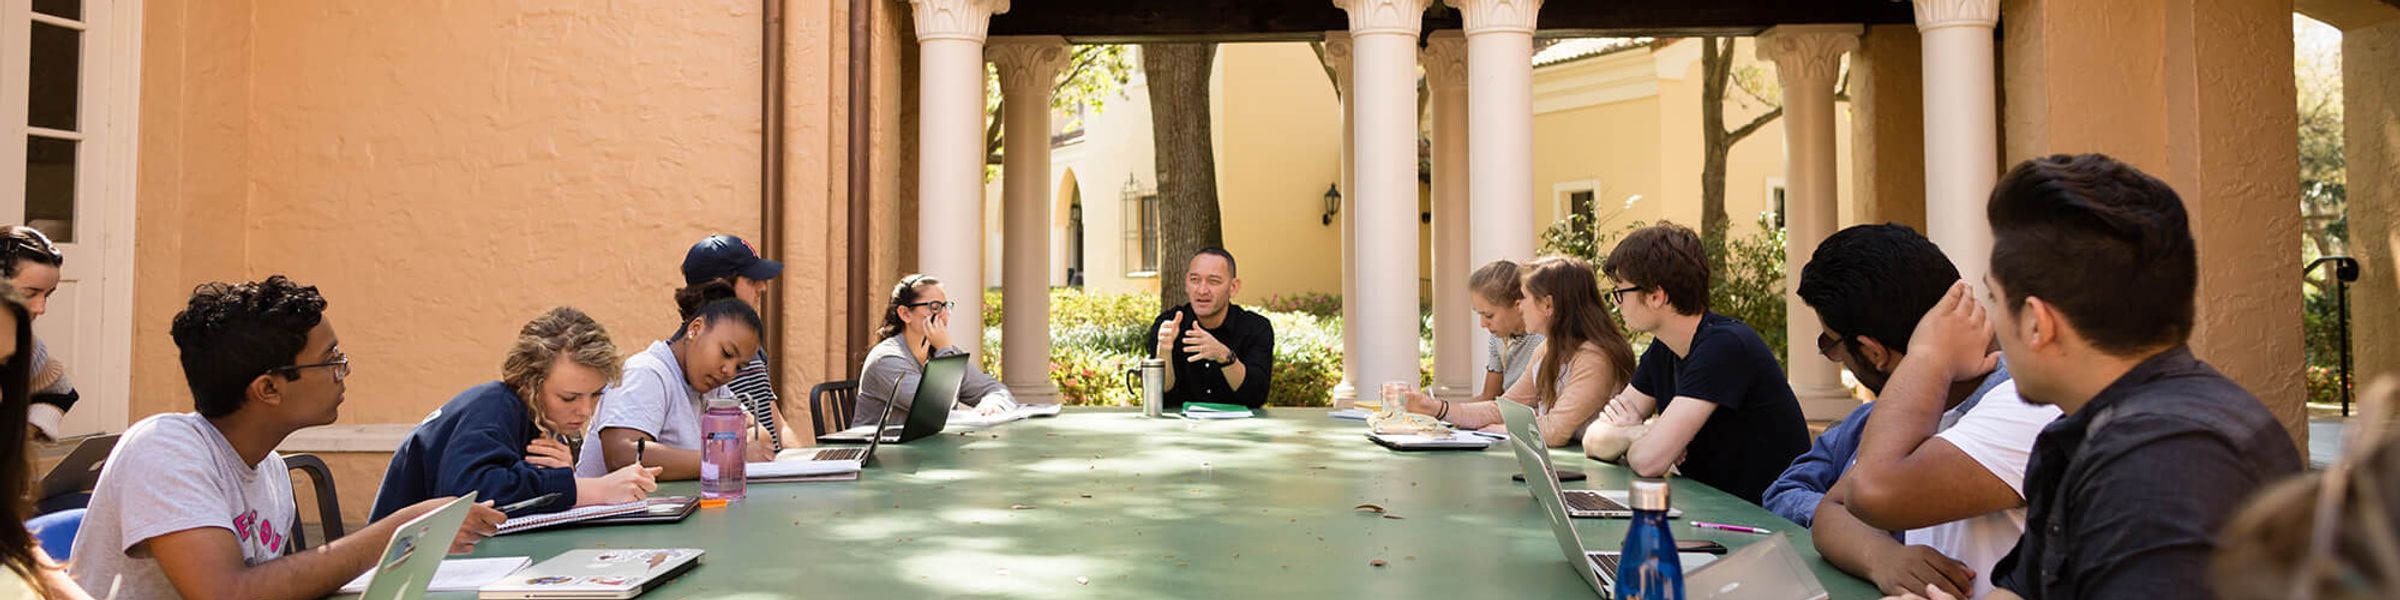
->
[682, 234, 783, 285]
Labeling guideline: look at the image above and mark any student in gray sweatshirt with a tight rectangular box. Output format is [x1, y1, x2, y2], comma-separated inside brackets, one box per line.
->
[853, 274, 1014, 428]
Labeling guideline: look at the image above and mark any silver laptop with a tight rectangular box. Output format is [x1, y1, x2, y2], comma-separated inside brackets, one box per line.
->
[820, 354, 969, 444]
[781, 383, 899, 467]
[477, 549, 703, 599]
[1496, 402, 1679, 519]
[1498, 401, 1825, 599]
[358, 493, 477, 600]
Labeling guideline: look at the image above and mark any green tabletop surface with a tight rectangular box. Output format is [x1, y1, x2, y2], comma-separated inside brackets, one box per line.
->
[389, 408, 1878, 599]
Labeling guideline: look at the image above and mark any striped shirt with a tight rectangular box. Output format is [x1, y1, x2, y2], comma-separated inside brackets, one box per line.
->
[726, 350, 784, 450]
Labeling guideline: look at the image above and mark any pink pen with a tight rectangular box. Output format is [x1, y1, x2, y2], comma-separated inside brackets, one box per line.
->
[1691, 521, 1772, 534]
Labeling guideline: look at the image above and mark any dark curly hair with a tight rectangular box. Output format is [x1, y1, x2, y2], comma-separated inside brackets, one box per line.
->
[170, 276, 328, 417]
[0, 225, 61, 278]
[1989, 153, 2195, 356]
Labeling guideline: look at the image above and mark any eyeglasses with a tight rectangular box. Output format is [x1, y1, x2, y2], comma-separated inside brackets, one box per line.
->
[1815, 331, 1852, 362]
[1607, 286, 1645, 303]
[273, 354, 351, 382]
[905, 300, 956, 314]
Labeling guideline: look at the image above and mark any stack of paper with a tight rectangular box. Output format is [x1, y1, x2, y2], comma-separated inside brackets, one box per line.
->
[1180, 402, 1255, 420]
[338, 557, 531, 593]
[947, 403, 1064, 429]
[748, 458, 863, 480]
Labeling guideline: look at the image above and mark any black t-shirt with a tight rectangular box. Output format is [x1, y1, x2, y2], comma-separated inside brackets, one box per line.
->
[1146, 304, 1276, 409]
[1628, 312, 1811, 506]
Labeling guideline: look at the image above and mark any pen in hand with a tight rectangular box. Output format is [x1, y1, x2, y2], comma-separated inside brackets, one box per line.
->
[496, 492, 562, 516]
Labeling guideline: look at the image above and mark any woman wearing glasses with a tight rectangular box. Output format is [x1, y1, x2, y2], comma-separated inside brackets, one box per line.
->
[852, 274, 1015, 429]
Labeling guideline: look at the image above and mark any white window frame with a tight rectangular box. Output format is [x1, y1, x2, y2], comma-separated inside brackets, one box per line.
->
[2, 0, 145, 435]
[1551, 178, 1600, 225]
[1764, 176, 1788, 230]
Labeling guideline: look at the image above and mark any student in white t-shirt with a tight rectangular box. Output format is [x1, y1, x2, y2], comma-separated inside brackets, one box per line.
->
[576, 298, 774, 481]
[1794, 225, 2060, 598]
[68, 276, 505, 599]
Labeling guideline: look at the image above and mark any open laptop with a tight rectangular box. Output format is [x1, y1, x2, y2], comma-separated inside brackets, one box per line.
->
[357, 493, 478, 600]
[774, 380, 901, 466]
[477, 549, 703, 599]
[820, 354, 968, 444]
[1498, 401, 1678, 519]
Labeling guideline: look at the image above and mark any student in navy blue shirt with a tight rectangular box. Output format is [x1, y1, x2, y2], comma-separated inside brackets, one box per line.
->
[370, 307, 660, 520]
[1594, 223, 1810, 506]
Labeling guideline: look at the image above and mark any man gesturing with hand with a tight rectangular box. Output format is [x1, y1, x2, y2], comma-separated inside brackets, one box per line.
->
[1146, 248, 1275, 409]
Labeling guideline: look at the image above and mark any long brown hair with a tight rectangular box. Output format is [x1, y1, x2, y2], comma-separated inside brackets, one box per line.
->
[0, 285, 40, 584]
[1523, 256, 1636, 412]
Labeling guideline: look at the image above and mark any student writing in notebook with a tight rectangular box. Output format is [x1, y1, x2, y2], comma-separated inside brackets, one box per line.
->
[1399, 256, 1633, 448]
[370, 307, 660, 520]
[854, 274, 1015, 428]
[1465, 260, 1544, 402]
[68, 276, 505, 600]
[676, 234, 807, 451]
[576, 298, 776, 481]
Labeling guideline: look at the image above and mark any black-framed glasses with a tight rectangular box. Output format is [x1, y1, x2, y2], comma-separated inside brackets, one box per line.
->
[273, 354, 350, 382]
[905, 300, 956, 314]
[1815, 331, 1852, 362]
[1608, 285, 1645, 303]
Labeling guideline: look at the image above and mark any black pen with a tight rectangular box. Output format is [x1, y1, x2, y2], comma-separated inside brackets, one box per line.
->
[636, 438, 648, 466]
[497, 492, 562, 516]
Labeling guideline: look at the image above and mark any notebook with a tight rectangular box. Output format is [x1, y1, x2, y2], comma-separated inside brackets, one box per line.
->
[477, 549, 704, 599]
[573, 496, 697, 526]
[341, 557, 530, 595]
[946, 403, 1063, 428]
[1180, 402, 1255, 420]
[494, 500, 653, 536]
[1366, 430, 1494, 451]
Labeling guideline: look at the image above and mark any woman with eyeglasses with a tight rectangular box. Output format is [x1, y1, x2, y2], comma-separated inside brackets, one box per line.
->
[1, 226, 77, 443]
[368, 307, 660, 520]
[852, 275, 1015, 429]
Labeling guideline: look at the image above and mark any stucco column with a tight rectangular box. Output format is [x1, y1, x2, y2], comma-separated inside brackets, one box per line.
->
[1321, 33, 1362, 408]
[1426, 31, 1476, 401]
[1914, 0, 1999, 286]
[1334, 0, 1431, 398]
[990, 36, 1065, 405]
[2341, 17, 2400, 393]
[1447, 0, 1539, 271]
[1760, 25, 1861, 419]
[911, 0, 1007, 348]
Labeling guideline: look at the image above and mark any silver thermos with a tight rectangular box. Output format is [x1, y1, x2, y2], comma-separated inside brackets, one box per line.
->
[1139, 358, 1167, 418]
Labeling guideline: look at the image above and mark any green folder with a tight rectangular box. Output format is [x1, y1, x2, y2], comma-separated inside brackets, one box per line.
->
[1180, 402, 1256, 419]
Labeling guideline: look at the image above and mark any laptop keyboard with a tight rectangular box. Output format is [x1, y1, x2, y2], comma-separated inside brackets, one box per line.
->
[1563, 490, 1629, 513]
[1590, 553, 1620, 574]
[816, 447, 866, 461]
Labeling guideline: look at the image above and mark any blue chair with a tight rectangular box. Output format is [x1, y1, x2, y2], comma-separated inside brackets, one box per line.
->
[26, 509, 84, 561]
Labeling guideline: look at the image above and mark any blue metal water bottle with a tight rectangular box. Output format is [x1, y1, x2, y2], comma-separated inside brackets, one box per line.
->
[1615, 478, 1684, 600]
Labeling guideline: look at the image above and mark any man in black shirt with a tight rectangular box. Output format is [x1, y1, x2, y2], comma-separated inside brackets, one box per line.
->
[1936, 155, 2300, 600]
[1594, 223, 1810, 506]
[1147, 247, 1275, 409]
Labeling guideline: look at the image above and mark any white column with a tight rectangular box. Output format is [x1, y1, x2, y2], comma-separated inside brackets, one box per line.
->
[1915, 0, 1998, 285]
[1760, 25, 1862, 419]
[991, 36, 1066, 405]
[1322, 33, 1362, 408]
[1334, 0, 1431, 399]
[911, 0, 1009, 348]
[1425, 31, 1476, 401]
[1447, 0, 1540, 270]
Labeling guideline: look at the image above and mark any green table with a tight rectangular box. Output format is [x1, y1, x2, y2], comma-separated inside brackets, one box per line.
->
[445, 409, 1877, 598]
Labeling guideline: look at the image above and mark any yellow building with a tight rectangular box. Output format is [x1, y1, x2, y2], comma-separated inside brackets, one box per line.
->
[1030, 37, 1855, 301]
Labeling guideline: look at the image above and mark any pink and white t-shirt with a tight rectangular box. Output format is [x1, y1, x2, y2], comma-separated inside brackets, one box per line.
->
[69, 412, 296, 599]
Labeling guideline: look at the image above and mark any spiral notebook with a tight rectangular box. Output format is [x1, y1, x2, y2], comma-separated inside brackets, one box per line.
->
[494, 500, 653, 536]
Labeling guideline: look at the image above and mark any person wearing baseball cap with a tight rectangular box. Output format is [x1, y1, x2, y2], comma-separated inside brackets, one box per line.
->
[673, 234, 803, 450]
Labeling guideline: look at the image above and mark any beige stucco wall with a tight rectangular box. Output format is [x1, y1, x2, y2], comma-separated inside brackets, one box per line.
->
[2314, 7, 2400, 393]
[1212, 43, 1346, 302]
[1850, 25, 1929, 230]
[2002, 0, 2308, 449]
[133, 0, 877, 525]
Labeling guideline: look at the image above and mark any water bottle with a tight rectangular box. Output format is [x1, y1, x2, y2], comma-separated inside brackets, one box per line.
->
[1615, 478, 1683, 600]
[1139, 358, 1166, 418]
[701, 397, 747, 501]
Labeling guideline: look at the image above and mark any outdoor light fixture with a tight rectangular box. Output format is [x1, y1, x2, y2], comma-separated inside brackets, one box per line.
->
[1322, 183, 1342, 226]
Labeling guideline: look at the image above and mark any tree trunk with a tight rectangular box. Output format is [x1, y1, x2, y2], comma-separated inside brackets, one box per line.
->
[1698, 38, 1734, 251]
[1145, 43, 1223, 310]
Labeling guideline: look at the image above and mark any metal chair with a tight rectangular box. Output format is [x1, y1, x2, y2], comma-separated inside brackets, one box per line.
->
[808, 380, 859, 439]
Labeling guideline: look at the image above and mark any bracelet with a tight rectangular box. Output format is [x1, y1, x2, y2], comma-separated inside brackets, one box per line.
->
[1435, 402, 1449, 420]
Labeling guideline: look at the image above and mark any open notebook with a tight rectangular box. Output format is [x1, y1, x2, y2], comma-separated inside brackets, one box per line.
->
[495, 500, 653, 535]
[947, 403, 1063, 429]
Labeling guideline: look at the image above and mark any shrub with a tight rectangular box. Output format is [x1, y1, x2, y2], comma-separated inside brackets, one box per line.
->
[1258, 292, 1343, 318]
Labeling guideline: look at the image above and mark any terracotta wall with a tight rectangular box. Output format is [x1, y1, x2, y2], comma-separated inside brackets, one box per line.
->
[133, 0, 894, 525]
[2001, 0, 2308, 449]
[1849, 25, 1928, 231]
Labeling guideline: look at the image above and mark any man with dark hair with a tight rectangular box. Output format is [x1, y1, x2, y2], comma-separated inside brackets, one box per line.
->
[1147, 246, 1275, 409]
[1776, 224, 2059, 598]
[71, 276, 505, 599]
[1595, 223, 1809, 506]
[1917, 155, 2298, 600]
